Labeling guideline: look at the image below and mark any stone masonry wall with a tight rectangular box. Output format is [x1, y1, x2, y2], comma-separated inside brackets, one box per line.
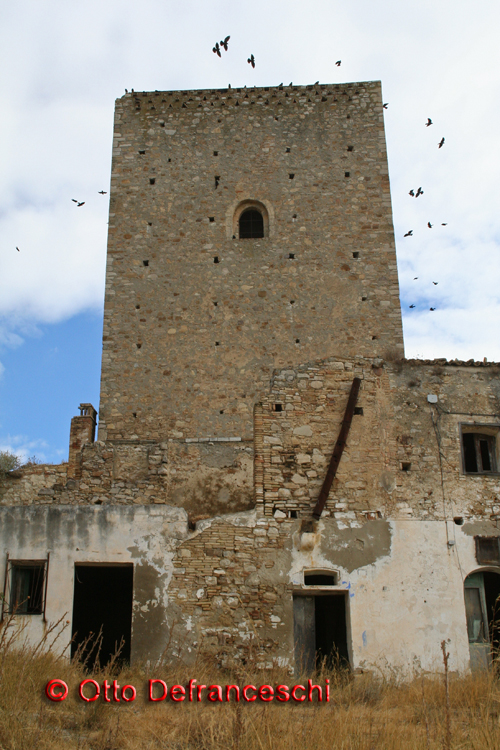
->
[98, 81, 403, 445]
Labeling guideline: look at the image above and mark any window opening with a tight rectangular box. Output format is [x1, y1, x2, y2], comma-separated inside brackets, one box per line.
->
[213, 256, 219, 263]
[273, 404, 283, 412]
[289, 173, 295, 180]
[401, 462, 411, 472]
[238, 209, 264, 239]
[1, 555, 50, 621]
[143, 260, 149, 266]
[463, 432, 497, 474]
[476, 537, 500, 565]
[288, 253, 295, 259]
[209, 217, 215, 222]
[304, 573, 337, 586]
[345, 172, 350, 178]
[149, 178, 155, 185]
[354, 407, 363, 415]
[353, 252, 359, 258]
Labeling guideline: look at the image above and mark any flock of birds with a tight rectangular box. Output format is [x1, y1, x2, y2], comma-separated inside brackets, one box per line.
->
[403, 117, 447, 313]
[212, 35, 341, 71]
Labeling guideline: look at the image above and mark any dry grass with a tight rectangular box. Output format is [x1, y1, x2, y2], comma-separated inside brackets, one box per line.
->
[1, 618, 500, 750]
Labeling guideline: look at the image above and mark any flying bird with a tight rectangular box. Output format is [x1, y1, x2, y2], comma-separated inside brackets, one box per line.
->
[432, 282, 438, 285]
[441, 223, 447, 226]
[77, 201, 85, 207]
[404, 230, 413, 237]
[415, 187, 424, 197]
[16, 246, 20, 252]
[213, 42, 221, 57]
[409, 189, 415, 197]
[335, 60, 341, 66]
[430, 307, 436, 311]
[413, 277, 418, 280]
[247, 54, 255, 68]
[427, 222, 433, 228]
[426, 118, 433, 127]
[438, 137, 445, 148]
[220, 36, 230, 51]
[98, 190, 107, 194]
[71, 199, 78, 203]
[409, 304, 415, 308]
[383, 103, 389, 109]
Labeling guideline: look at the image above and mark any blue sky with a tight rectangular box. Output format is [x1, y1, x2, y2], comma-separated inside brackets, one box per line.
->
[1, 0, 499, 463]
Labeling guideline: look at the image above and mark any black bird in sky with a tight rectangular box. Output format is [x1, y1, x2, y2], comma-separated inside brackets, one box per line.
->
[98, 191, 107, 194]
[16, 246, 20, 252]
[428, 222, 433, 228]
[404, 230, 413, 237]
[432, 282, 438, 285]
[438, 137, 445, 148]
[430, 307, 436, 311]
[426, 118, 433, 127]
[416, 187, 424, 197]
[213, 42, 221, 57]
[335, 60, 341, 66]
[77, 201, 85, 207]
[247, 54, 255, 68]
[220, 36, 230, 51]
[383, 103, 389, 109]
[409, 189, 415, 197]
[72, 199, 78, 203]
[413, 277, 418, 280]
[409, 304, 415, 308]
[441, 223, 448, 226]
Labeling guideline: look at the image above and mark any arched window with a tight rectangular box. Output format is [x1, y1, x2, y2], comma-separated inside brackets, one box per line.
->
[238, 208, 264, 239]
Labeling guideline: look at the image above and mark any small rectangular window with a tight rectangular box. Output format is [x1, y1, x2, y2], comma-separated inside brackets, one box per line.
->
[462, 429, 498, 474]
[8, 562, 46, 615]
[475, 537, 500, 565]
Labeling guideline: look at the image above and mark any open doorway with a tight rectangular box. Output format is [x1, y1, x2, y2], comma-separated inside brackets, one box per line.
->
[464, 570, 500, 671]
[71, 564, 133, 668]
[293, 593, 350, 673]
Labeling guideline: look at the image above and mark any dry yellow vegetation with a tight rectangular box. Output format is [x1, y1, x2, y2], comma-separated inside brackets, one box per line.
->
[1, 616, 500, 750]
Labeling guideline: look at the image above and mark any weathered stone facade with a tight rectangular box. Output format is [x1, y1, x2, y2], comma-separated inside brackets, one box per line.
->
[1, 82, 499, 676]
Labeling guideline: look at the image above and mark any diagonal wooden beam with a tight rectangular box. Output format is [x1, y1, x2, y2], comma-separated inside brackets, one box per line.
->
[312, 377, 361, 520]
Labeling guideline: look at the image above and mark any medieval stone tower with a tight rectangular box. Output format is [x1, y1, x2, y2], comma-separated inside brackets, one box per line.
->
[98, 81, 403, 446]
[2, 80, 498, 676]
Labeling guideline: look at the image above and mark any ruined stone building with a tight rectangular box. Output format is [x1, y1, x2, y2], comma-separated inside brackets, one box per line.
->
[1, 81, 500, 674]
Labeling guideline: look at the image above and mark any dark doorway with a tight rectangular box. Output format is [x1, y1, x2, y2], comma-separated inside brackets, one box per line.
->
[71, 564, 133, 668]
[238, 209, 264, 238]
[483, 572, 500, 656]
[315, 595, 349, 668]
[293, 594, 349, 673]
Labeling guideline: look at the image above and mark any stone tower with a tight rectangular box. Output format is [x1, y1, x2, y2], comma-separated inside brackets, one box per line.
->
[98, 81, 403, 445]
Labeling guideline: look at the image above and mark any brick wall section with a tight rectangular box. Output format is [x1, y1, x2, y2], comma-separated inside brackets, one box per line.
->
[67, 405, 97, 478]
[168, 517, 291, 666]
[98, 81, 403, 445]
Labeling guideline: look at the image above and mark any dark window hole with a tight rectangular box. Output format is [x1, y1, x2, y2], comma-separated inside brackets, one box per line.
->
[304, 573, 337, 586]
[138, 150, 145, 155]
[354, 407, 363, 416]
[213, 151, 218, 156]
[135, 305, 140, 309]
[372, 335, 377, 340]
[209, 217, 215, 222]
[239, 209, 264, 239]
[286, 147, 291, 153]
[454, 517, 464, 525]
[136, 343, 142, 349]
[148, 222, 152, 226]
[215, 341, 220, 346]
[214, 256, 219, 263]
[361, 296, 367, 301]
[219, 410, 224, 414]
[401, 462, 411, 472]
[295, 339, 300, 344]
[168, 158, 171, 162]
[274, 404, 283, 412]
[290, 300, 295, 305]
[289, 173, 295, 179]
[149, 178, 155, 185]
[353, 251, 359, 258]
[289, 510, 298, 519]
[344, 172, 350, 178]
[132, 412, 137, 418]
[214, 176, 220, 189]
[289, 253, 295, 259]
[213, 301, 218, 306]
[143, 260, 149, 266]
[347, 146, 354, 152]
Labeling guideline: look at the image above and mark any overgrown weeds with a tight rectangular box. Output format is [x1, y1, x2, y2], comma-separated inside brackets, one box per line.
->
[1, 619, 500, 749]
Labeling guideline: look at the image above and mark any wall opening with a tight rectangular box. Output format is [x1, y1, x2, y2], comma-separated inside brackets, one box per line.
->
[293, 593, 349, 672]
[239, 209, 264, 239]
[464, 570, 500, 671]
[71, 564, 133, 668]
